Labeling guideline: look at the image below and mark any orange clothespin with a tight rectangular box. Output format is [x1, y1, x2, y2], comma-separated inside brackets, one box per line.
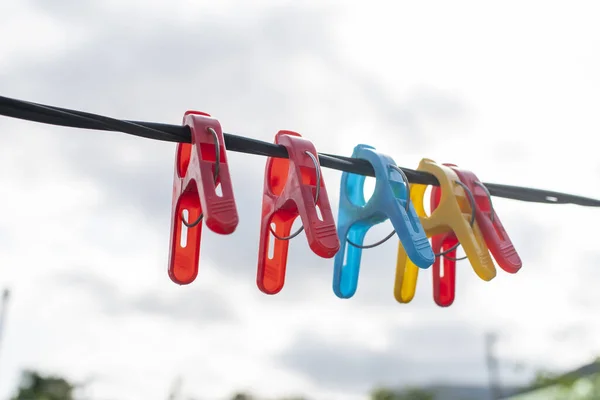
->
[167, 111, 239, 285]
[394, 158, 496, 305]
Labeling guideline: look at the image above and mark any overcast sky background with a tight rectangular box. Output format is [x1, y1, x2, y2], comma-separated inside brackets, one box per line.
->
[1, 1, 600, 399]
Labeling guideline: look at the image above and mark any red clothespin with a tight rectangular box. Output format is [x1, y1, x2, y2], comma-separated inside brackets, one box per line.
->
[430, 164, 522, 306]
[168, 111, 239, 285]
[431, 230, 459, 307]
[257, 130, 340, 295]
[449, 165, 521, 273]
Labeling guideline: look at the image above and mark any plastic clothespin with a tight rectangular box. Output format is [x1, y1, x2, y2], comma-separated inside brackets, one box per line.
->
[447, 164, 522, 273]
[257, 131, 340, 295]
[168, 111, 239, 285]
[332, 144, 434, 299]
[429, 164, 522, 306]
[430, 230, 459, 307]
[429, 185, 462, 307]
[394, 158, 496, 305]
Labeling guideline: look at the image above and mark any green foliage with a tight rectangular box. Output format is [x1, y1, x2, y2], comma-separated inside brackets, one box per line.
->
[11, 370, 75, 400]
[523, 360, 600, 400]
[370, 386, 435, 400]
[370, 387, 397, 400]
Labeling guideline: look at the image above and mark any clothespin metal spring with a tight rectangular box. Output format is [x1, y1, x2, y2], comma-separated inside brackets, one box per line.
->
[434, 180, 495, 262]
[268, 150, 321, 241]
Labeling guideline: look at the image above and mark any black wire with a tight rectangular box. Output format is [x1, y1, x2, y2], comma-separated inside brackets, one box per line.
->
[0, 96, 184, 142]
[0, 94, 599, 207]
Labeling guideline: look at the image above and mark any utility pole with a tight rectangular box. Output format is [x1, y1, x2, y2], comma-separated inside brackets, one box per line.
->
[485, 332, 502, 400]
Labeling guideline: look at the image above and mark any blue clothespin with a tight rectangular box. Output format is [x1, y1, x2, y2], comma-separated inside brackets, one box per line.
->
[332, 144, 435, 298]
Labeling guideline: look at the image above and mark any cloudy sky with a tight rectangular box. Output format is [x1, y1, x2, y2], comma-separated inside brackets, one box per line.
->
[1, 1, 600, 399]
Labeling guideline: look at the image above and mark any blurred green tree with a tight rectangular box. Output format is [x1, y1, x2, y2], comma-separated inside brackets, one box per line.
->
[520, 360, 600, 400]
[370, 387, 397, 400]
[11, 370, 75, 400]
[370, 386, 435, 400]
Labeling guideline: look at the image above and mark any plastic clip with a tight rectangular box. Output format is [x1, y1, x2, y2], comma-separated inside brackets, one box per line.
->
[333, 145, 434, 299]
[447, 164, 522, 273]
[168, 111, 239, 285]
[257, 131, 340, 295]
[428, 164, 522, 306]
[430, 230, 459, 307]
[394, 158, 496, 305]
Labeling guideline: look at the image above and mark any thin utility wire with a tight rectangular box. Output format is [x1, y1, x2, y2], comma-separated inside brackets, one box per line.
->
[0, 94, 599, 207]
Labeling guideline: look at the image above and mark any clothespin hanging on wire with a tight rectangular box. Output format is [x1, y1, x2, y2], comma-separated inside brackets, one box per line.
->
[167, 111, 239, 285]
[257, 131, 340, 295]
[332, 144, 434, 299]
[429, 164, 522, 306]
[394, 158, 496, 305]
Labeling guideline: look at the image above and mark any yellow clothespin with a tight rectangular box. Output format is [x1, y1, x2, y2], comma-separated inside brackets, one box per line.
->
[394, 158, 496, 304]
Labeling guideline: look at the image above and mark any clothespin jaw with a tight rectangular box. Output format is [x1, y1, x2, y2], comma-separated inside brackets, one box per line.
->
[430, 186, 458, 307]
[168, 111, 239, 285]
[393, 180, 428, 304]
[333, 145, 434, 299]
[431, 232, 458, 307]
[394, 158, 496, 304]
[447, 164, 522, 274]
[257, 130, 339, 295]
[394, 243, 419, 303]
